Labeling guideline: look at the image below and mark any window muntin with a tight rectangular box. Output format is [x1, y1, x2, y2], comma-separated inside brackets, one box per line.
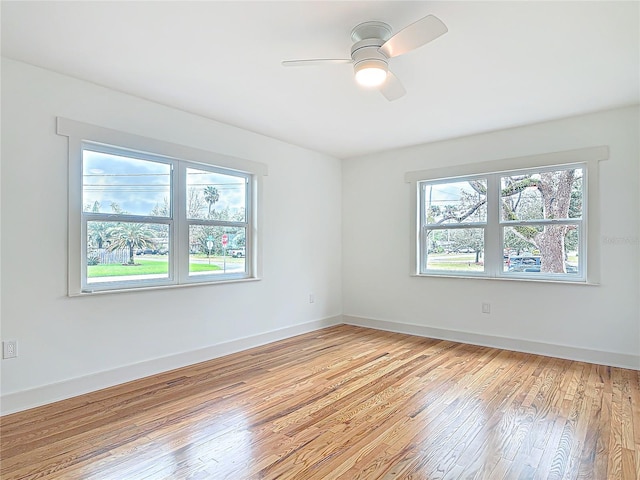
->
[418, 164, 586, 281]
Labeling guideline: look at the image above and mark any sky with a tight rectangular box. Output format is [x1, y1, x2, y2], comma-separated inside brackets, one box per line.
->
[83, 149, 246, 218]
[424, 180, 487, 223]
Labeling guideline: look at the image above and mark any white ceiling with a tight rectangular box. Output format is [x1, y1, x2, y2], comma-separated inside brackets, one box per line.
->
[2, 1, 638, 159]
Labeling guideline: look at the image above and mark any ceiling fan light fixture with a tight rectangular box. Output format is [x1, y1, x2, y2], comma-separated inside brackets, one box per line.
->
[354, 59, 388, 87]
[282, 15, 448, 101]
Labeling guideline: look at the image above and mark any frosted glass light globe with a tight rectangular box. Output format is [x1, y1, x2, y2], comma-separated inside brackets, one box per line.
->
[355, 66, 387, 87]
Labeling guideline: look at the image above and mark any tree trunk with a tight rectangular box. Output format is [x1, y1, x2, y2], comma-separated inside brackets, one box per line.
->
[539, 225, 567, 273]
[537, 170, 575, 273]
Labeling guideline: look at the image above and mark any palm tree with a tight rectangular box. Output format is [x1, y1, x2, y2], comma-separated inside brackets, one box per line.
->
[88, 222, 109, 249]
[187, 188, 205, 219]
[203, 186, 220, 216]
[107, 223, 156, 265]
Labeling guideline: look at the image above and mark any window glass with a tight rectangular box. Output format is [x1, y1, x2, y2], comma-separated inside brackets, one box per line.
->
[425, 228, 485, 273]
[186, 167, 246, 221]
[424, 179, 487, 224]
[86, 221, 169, 284]
[501, 168, 583, 222]
[503, 227, 580, 275]
[83, 150, 171, 217]
[188, 225, 246, 276]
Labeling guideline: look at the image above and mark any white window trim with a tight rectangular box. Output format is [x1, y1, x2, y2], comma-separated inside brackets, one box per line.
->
[405, 146, 609, 284]
[57, 117, 267, 296]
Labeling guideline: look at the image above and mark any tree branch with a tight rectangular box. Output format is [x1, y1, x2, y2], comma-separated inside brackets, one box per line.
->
[436, 198, 487, 224]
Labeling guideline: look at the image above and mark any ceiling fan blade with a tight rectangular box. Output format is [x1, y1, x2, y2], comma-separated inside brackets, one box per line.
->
[379, 15, 447, 58]
[282, 59, 352, 67]
[379, 71, 406, 101]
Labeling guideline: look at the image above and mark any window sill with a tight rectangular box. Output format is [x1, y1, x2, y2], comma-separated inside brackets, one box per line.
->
[71, 277, 262, 297]
[410, 274, 599, 286]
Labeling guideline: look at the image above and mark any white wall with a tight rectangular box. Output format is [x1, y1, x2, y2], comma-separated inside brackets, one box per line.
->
[343, 106, 640, 369]
[0, 58, 343, 413]
[2, 57, 638, 415]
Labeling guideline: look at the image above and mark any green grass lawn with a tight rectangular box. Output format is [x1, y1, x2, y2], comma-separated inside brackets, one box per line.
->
[189, 263, 224, 273]
[426, 253, 484, 272]
[88, 259, 221, 277]
[426, 261, 484, 271]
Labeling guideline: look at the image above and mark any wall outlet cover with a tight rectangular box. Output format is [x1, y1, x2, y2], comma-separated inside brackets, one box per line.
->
[3, 341, 18, 359]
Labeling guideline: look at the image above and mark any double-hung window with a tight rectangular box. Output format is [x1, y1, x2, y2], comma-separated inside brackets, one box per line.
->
[407, 146, 608, 283]
[59, 118, 266, 295]
[421, 176, 488, 274]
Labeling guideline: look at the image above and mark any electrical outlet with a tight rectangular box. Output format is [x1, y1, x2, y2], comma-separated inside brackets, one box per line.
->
[309, 293, 315, 304]
[3, 341, 17, 359]
[482, 303, 491, 314]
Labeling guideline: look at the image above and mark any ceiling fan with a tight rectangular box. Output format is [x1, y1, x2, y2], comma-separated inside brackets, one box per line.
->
[282, 15, 448, 101]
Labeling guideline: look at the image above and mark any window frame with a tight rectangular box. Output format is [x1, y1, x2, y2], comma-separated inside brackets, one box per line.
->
[419, 174, 488, 278]
[182, 162, 252, 285]
[497, 163, 586, 281]
[81, 142, 176, 291]
[58, 118, 267, 296]
[406, 146, 609, 284]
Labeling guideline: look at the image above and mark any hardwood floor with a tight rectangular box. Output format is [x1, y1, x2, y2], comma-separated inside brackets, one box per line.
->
[1, 325, 639, 479]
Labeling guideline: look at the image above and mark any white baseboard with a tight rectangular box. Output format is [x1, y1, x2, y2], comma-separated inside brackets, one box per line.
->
[343, 315, 640, 371]
[1, 315, 342, 416]
[4, 314, 636, 416]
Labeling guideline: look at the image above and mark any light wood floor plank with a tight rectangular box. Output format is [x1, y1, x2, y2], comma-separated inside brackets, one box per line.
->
[1, 325, 638, 480]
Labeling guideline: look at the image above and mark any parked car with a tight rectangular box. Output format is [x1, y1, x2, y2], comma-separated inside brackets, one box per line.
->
[136, 248, 158, 255]
[507, 255, 540, 271]
[507, 255, 578, 274]
[565, 265, 578, 274]
[510, 265, 541, 273]
[228, 248, 245, 258]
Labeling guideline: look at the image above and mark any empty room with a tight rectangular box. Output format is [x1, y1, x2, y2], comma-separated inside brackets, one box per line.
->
[1, 1, 639, 479]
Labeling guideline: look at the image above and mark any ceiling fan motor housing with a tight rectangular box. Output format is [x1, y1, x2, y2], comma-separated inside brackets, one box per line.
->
[350, 21, 393, 43]
[350, 21, 393, 80]
[351, 38, 389, 74]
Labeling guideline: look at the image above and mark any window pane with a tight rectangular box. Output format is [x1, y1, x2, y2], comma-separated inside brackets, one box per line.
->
[186, 168, 246, 220]
[424, 179, 487, 224]
[87, 221, 169, 284]
[503, 226, 580, 275]
[425, 228, 484, 272]
[83, 150, 171, 217]
[501, 168, 583, 222]
[188, 225, 246, 276]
